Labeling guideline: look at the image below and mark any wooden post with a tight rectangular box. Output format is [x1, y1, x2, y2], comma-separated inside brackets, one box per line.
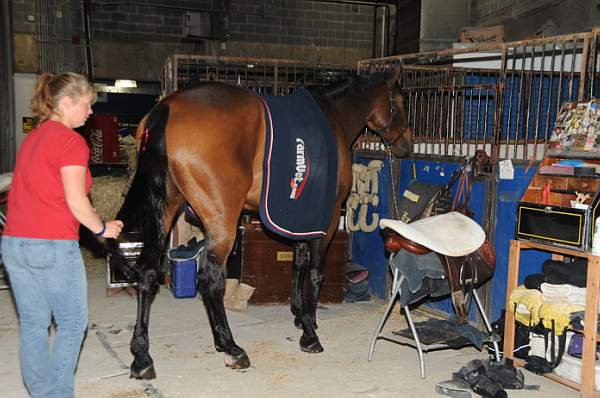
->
[503, 239, 521, 359]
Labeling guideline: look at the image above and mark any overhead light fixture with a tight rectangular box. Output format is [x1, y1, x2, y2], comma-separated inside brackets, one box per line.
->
[115, 79, 137, 88]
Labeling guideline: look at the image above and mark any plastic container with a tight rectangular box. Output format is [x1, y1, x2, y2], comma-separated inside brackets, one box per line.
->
[554, 353, 600, 390]
[170, 258, 198, 298]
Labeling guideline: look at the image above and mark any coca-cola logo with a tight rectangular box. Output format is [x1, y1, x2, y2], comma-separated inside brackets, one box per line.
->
[90, 128, 103, 163]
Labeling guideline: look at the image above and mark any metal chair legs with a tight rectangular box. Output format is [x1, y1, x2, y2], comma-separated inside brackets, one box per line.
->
[367, 268, 401, 361]
[368, 262, 499, 378]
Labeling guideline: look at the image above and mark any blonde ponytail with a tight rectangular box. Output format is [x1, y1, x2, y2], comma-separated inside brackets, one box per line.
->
[30, 73, 55, 125]
[30, 72, 96, 126]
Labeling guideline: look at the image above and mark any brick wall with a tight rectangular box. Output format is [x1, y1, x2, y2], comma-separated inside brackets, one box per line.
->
[229, 0, 373, 49]
[88, 0, 208, 43]
[9, 0, 382, 80]
[82, 0, 373, 49]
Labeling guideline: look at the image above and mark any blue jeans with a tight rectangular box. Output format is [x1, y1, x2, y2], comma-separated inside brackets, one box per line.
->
[1, 237, 88, 398]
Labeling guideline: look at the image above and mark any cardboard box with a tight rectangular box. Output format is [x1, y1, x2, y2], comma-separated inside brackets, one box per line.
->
[459, 25, 504, 43]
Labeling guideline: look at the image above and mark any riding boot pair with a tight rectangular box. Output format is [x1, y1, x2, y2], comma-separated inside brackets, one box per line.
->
[436, 358, 538, 398]
[452, 359, 506, 398]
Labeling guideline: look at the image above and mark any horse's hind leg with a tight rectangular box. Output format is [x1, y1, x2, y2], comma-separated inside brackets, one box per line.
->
[196, 240, 250, 369]
[130, 194, 183, 379]
[296, 238, 329, 353]
[129, 265, 160, 379]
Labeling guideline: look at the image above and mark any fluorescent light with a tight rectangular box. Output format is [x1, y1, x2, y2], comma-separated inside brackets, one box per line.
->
[115, 79, 137, 88]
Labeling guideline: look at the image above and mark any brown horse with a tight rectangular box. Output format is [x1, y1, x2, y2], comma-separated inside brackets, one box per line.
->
[107, 69, 413, 379]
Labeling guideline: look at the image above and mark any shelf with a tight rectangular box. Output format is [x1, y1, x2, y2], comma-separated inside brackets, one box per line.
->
[513, 358, 600, 396]
[539, 173, 599, 179]
[504, 239, 600, 397]
[547, 150, 600, 160]
[514, 239, 594, 258]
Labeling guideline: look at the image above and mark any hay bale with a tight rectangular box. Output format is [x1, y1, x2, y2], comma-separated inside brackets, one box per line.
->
[119, 136, 139, 195]
[119, 135, 138, 173]
[90, 175, 129, 220]
[122, 144, 138, 174]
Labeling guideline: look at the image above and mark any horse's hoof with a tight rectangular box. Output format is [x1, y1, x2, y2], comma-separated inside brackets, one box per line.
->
[224, 351, 251, 369]
[129, 363, 157, 380]
[299, 336, 324, 353]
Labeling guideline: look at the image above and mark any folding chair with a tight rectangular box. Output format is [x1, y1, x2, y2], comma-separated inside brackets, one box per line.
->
[368, 214, 500, 379]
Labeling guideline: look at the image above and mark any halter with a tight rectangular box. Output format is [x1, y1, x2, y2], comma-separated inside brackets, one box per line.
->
[379, 87, 405, 147]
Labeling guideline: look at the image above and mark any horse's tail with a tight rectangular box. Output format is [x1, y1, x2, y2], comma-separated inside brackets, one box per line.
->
[106, 103, 170, 275]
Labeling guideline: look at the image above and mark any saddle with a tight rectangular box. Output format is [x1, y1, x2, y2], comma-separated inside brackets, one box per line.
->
[381, 212, 495, 324]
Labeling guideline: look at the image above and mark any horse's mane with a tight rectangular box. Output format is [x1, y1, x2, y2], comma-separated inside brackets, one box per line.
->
[319, 72, 389, 99]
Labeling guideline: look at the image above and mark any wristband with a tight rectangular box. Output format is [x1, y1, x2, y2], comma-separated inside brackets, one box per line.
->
[94, 221, 106, 237]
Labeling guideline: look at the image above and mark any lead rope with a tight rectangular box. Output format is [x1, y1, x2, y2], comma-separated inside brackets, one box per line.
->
[387, 146, 416, 221]
[387, 147, 401, 220]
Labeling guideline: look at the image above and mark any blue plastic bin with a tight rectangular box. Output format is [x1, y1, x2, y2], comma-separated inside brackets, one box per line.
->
[170, 258, 198, 298]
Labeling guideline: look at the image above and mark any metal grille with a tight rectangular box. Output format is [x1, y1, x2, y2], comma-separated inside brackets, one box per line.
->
[0, 0, 14, 172]
[358, 30, 600, 160]
[162, 55, 354, 96]
[400, 66, 500, 157]
[35, 0, 83, 73]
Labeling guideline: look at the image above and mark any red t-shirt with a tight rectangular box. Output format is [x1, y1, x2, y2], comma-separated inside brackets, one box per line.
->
[4, 120, 92, 239]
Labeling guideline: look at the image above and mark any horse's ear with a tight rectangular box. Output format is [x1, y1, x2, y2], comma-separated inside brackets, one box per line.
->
[387, 68, 401, 87]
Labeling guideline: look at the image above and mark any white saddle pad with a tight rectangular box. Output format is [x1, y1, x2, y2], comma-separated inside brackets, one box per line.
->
[380, 212, 485, 257]
[0, 173, 12, 193]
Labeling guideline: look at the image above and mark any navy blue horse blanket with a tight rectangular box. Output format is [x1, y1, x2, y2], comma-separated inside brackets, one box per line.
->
[257, 88, 338, 240]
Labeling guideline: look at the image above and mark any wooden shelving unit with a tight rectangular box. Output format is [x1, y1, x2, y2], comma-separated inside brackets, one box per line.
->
[503, 239, 600, 397]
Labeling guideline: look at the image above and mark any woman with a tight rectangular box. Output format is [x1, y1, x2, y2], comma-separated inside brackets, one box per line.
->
[1, 72, 123, 397]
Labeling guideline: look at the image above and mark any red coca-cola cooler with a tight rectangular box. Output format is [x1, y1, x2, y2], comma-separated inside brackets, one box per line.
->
[85, 114, 120, 163]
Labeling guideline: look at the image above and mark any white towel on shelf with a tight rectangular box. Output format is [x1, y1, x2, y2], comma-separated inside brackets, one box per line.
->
[540, 283, 596, 309]
[569, 292, 588, 307]
[541, 283, 580, 295]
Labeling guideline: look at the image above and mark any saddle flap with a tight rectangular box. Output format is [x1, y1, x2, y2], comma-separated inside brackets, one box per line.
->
[438, 240, 496, 324]
[382, 228, 431, 255]
[380, 212, 485, 257]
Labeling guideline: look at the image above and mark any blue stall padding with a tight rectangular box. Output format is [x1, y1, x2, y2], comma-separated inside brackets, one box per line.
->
[350, 153, 553, 320]
[350, 155, 394, 299]
[396, 158, 488, 317]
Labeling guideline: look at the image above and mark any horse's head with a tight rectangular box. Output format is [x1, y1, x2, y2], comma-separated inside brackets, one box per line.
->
[366, 69, 414, 157]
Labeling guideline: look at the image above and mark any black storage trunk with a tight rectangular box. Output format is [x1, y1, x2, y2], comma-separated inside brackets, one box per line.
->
[516, 154, 600, 251]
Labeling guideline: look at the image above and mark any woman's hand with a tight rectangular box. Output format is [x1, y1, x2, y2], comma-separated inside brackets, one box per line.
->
[101, 220, 124, 238]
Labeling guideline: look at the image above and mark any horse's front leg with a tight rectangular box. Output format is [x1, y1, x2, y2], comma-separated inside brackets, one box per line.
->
[298, 239, 326, 353]
[129, 266, 160, 379]
[198, 249, 250, 369]
[291, 242, 309, 329]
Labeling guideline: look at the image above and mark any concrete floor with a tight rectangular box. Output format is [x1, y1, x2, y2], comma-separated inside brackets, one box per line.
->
[0, 257, 581, 398]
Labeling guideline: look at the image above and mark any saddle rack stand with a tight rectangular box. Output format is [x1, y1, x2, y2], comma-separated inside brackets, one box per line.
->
[367, 251, 500, 379]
